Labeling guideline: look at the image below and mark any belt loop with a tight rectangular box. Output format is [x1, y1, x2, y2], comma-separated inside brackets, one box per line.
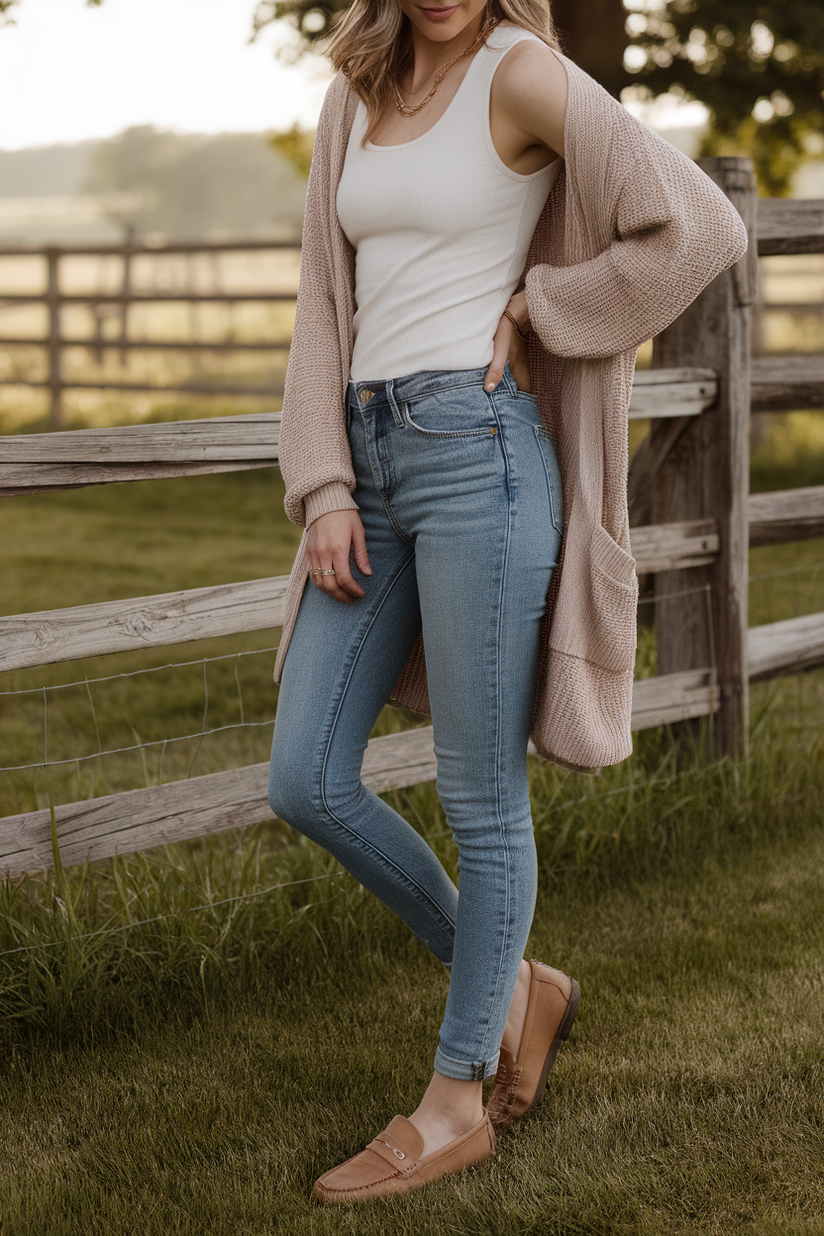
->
[385, 379, 405, 428]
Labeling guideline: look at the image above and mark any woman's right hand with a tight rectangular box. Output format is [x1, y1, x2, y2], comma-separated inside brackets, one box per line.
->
[306, 509, 372, 603]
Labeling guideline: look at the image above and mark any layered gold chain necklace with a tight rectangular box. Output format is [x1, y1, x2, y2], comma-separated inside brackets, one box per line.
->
[392, 13, 499, 116]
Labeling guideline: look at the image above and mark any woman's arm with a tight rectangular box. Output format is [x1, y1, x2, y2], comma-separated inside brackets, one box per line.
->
[524, 151, 747, 358]
[487, 43, 748, 371]
[491, 38, 567, 166]
[483, 41, 567, 393]
[278, 74, 360, 527]
[523, 54, 748, 359]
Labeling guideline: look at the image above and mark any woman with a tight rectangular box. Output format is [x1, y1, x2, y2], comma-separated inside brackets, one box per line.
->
[268, 0, 747, 1205]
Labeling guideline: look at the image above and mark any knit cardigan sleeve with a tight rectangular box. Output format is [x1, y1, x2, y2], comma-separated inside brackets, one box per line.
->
[278, 75, 359, 528]
[524, 81, 749, 360]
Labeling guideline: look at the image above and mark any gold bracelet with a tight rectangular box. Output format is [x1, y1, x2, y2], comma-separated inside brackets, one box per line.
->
[503, 307, 531, 344]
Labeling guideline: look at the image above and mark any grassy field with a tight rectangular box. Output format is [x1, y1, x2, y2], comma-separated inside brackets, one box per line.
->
[0, 468, 300, 813]
[1, 385, 824, 1230]
[1, 725, 823, 1235]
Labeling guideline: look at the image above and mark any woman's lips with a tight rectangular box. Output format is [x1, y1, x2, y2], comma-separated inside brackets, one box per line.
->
[420, 5, 460, 20]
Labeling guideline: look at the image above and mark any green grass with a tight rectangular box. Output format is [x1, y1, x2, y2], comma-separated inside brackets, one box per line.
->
[0, 468, 301, 814]
[1, 411, 824, 1232]
[1, 737, 823, 1234]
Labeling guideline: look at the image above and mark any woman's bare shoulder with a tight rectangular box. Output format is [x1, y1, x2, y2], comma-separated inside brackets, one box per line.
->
[493, 37, 568, 157]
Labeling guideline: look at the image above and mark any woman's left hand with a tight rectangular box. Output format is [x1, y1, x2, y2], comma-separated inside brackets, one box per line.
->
[484, 290, 532, 395]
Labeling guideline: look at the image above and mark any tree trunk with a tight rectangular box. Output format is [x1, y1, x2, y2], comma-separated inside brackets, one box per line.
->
[550, 0, 628, 94]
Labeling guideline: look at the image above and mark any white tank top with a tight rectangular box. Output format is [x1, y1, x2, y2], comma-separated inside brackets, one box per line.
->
[336, 22, 562, 381]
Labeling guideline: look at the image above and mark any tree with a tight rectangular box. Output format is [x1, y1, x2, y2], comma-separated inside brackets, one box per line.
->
[625, 1, 824, 196]
[84, 126, 308, 239]
[7, 0, 820, 192]
[253, 0, 824, 193]
[1, 0, 102, 18]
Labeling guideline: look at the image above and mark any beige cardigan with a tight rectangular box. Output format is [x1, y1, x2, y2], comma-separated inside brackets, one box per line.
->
[273, 51, 748, 772]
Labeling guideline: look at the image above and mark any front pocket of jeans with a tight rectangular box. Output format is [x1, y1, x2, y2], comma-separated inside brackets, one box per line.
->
[403, 389, 496, 438]
[534, 425, 563, 533]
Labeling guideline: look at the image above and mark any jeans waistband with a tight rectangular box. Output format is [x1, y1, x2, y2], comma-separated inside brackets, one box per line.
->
[346, 362, 521, 412]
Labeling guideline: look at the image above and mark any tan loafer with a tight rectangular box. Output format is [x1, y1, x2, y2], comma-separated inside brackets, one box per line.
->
[313, 1112, 495, 1204]
[486, 960, 579, 1128]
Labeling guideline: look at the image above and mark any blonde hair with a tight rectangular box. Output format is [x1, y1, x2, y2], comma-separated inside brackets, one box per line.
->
[327, 0, 560, 146]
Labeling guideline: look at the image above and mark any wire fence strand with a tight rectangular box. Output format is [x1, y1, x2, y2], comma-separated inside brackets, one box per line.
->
[0, 644, 280, 698]
[0, 871, 345, 960]
[750, 558, 824, 581]
[0, 644, 282, 775]
[0, 717, 276, 774]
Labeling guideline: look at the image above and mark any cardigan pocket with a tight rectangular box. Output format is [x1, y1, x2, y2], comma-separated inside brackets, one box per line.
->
[587, 524, 638, 674]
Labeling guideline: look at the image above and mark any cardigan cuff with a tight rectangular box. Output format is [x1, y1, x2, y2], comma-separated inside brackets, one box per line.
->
[303, 482, 359, 528]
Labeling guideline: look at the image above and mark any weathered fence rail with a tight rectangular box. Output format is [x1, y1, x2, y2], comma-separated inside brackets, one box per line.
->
[2, 161, 824, 878]
[0, 238, 297, 422]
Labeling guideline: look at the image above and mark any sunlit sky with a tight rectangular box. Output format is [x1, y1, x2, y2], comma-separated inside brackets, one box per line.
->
[0, 0, 707, 152]
[0, 0, 334, 150]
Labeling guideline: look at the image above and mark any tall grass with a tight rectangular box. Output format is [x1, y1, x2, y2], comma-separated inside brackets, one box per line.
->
[1, 700, 823, 1235]
[1, 687, 821, 1053]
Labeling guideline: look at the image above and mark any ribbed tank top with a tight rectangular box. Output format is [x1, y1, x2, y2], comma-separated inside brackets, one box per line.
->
[335, 22, 562, 381]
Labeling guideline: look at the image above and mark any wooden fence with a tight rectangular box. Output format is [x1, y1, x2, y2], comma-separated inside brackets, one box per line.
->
[0, 238, 296, 423]
[2, 156, 824, 879]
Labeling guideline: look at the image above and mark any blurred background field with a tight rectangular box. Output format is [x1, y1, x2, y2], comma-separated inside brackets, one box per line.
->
[1, 248, 822, 433]
[0, 245, 298, 433]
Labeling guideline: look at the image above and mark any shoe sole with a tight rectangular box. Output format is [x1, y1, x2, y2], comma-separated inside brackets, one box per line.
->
[528, 977, 580, 1109]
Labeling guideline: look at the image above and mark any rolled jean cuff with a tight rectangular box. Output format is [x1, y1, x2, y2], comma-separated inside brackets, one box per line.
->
[434, 1046, 499, 1082]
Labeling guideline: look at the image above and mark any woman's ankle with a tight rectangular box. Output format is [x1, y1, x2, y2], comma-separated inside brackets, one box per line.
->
[408, 1072, 484, 1152]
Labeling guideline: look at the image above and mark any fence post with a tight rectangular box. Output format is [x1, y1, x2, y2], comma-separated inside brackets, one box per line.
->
[119, 226, 135, 366]
[649, 156, 758, 760]
[45, 247, 63, 425]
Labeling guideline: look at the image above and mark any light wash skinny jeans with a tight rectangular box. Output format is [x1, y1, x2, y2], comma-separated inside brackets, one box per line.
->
[268, 361, 563, 1081]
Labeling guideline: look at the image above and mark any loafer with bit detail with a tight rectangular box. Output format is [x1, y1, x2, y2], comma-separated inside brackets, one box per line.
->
[313, 1111, 496, 1204]
[486, 959, 579, 1128]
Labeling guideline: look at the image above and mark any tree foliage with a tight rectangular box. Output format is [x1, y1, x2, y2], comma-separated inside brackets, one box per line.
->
[85, 126, 308, 239]
[253, 0, 824, 192]
[625, 2, 824, 194]
[1, 0, 102, 19]
[6, 0, 821, 192]
[268, 123, 316, 177]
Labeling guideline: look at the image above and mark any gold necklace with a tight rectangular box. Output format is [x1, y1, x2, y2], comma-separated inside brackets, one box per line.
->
[392, 15, 498, 117]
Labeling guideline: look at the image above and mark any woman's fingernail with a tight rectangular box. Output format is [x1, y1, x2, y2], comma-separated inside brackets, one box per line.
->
[486, 381, 496, 391]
